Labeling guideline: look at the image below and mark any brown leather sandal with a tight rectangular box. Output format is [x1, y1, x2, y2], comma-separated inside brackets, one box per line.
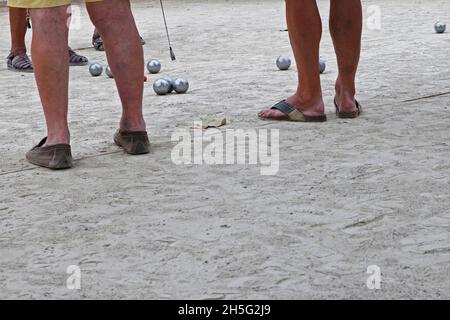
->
[7, 50, 34, 73]
[68, 47, 88, 66]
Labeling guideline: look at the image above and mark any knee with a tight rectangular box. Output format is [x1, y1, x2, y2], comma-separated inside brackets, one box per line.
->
[88, 0, 133, 28]
[30, 6, 69, 34]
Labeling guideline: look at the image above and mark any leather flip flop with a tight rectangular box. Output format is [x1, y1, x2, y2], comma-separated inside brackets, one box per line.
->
[334, 98, 362, 119]
[259, 100, 327, 122]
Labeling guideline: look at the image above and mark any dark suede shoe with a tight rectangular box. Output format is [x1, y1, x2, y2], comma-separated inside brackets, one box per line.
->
[26, 137, 73, 170]
[114, 129, 150, 155]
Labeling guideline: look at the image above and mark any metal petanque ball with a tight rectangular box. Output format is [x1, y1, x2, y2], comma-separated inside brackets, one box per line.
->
[319, 59, 326, 74]
[173, 78, 189, 94]
[276, 56, 291, 70]
[147, 59, 162, 74]
[435, 22, 446, 34]
[89, 63, 103, 77]
[163, 76, 175, 93]
[153, 79, 172, 95]
[105, 66, 114, 78]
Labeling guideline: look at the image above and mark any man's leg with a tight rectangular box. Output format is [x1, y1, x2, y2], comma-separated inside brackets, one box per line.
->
[7, 7, 34, 72]
[86, 0, 145, 133]
[29, 6, 70, 145]
[259, 0, 325, 119]
[9, 7, 28, 52]
[330, 0, 362, 113]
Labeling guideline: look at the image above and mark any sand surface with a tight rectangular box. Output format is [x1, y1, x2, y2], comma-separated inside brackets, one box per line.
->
[0, 0, 449, 299]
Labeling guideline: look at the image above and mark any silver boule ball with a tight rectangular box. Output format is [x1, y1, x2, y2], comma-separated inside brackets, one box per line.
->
[435, 21, 446, 33]
[153, 79, 172, 95]
[89, 63, 103, 77]
[173, 78, 189, 94]
[105, 66, 114, 78]
[319, 59, 326, 74]
[163, 76, 175, 93]
[276, 56, 291, 70]
[147, 59, 162, 74]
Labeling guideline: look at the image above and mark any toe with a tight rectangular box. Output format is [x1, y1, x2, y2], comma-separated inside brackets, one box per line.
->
[258, 109, 271, 118]
[258, 109, 285, 119]
[258, 110, 267, 117]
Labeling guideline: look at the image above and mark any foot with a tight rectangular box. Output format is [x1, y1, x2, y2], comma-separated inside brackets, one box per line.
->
[92, 32, 105, 51]
[114, 129, 150, 155]
[68, 47, 88, 66]
[258, 94, 325, 120]
[7, 49, 34, 73]
[26, 137, 73, 170]
[334, 80, 358, 114]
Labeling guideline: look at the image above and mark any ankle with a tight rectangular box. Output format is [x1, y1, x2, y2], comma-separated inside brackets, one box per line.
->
[287, 93, 325, 114]
[10, 47, 27, 56]
[335, 78, 356, 98]
[334, 83, 358, 112]
[46, 132, 70, 146]
[120, 116, 146, 132]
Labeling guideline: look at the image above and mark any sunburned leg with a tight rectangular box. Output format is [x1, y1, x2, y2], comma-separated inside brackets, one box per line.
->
[87, 0, 145, 132]
[29, 6, 70, 145]
[330, 0, 363, 113]
[259, 0, 325, 120]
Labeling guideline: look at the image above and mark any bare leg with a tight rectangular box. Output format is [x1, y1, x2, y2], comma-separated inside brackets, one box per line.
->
[29, 6, 70, 145]
[330, 0, 362, 113]
[259, 0, 325, 119]
[9, 7, 28, 52]
[87, 0, 145, 132]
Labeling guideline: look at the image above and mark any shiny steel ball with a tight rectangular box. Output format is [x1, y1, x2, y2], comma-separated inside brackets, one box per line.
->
[89, 63, 103, 77]
[153, 79, 172, 95]
[276, 56, 291, 70]
[319, 59, 326, 74]
[163, 76, 175, 93]
[105, 66, 114, 78]
[173, 78, 189, 94]
[435, 22, 446, 33]
[147, 59, 162, 74]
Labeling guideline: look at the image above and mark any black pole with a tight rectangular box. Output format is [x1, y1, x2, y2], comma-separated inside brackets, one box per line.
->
[160, 0, 176, 61]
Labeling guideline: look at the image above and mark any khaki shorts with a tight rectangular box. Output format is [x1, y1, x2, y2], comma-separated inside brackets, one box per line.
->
[8, 0, 102, 9]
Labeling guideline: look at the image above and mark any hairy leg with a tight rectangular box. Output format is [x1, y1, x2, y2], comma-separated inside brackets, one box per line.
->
[259, 0, 325, 119]
[30, 6, 70, 145]
[87, 0, 145, 132]
[330, 0, 363, 112]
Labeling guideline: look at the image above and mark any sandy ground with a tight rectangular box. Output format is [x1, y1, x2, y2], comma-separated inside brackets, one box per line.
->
[0, 0, 449, 300]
